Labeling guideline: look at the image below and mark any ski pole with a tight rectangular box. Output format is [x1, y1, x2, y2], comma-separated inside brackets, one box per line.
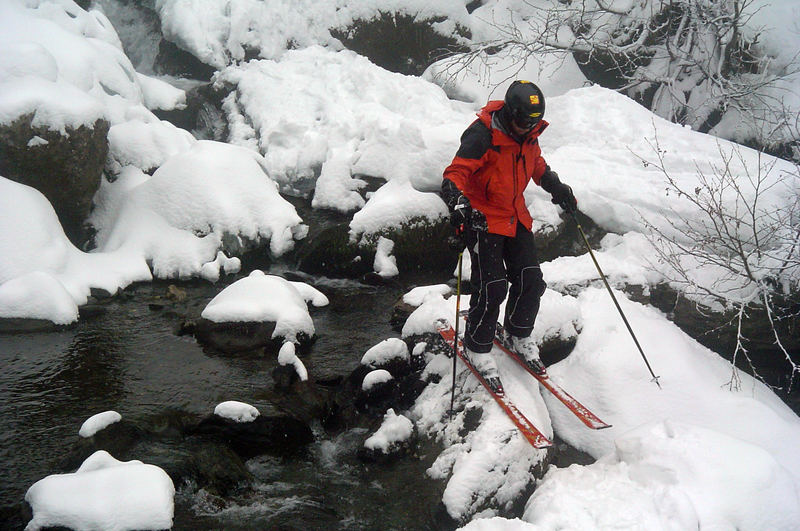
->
[569, 210, 661, 388]
[450, 250, 464, 419]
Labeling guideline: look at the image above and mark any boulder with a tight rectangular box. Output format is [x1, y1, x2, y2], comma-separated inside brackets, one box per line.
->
[332, 12, 469, 76]
[297, 218, 457, 279]
[0, 114, 109, 246]
[194, 317, 314, 354]
[189, 413, 314, 459]
[60, 411, 252, 496]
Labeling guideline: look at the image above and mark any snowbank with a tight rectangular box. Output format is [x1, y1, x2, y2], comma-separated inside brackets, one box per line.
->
[25, 450, 174, 531]
[94, 140, 307, 276]
[523, 422, 800, 530]
[214, 46, 473, 204]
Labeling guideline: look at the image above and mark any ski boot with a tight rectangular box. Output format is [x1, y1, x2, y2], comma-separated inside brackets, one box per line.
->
[509, 333, 546, 375]
[465, 347, 503, 392]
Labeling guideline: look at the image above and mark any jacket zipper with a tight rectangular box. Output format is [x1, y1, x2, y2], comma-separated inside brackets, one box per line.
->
[512, 149, 521, 226]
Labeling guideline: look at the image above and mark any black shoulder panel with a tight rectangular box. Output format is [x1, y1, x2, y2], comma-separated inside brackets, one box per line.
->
[455, 120, 492, 160]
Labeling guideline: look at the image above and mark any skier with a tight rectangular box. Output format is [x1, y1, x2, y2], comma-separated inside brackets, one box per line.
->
[441, 80, 577, 387]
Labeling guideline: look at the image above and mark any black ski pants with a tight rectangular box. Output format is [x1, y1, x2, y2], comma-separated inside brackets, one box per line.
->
[463, 223, 546, 354]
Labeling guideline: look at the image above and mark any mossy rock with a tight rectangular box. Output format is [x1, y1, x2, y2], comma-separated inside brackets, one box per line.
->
[297, 217, 458, 279]
[0, 114, 109, 246]
[332, 11, 470, 75]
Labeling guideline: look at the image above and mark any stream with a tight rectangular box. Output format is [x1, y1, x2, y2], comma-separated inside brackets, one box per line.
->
[0, 271, 449, 530]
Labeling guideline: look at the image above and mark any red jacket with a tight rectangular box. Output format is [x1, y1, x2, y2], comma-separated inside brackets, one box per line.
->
[443, 101, 548, 237]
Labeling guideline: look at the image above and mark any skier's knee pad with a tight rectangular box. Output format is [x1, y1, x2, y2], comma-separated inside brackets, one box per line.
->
[485, 278, 508, 307]
[520, 266, 547, 298]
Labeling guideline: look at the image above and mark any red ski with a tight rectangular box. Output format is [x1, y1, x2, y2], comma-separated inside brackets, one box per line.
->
[437, 321, 552, 449]
[492, 321, 611, 430]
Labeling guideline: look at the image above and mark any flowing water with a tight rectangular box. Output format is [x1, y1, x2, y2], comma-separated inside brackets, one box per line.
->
[0, 273, 448, 530]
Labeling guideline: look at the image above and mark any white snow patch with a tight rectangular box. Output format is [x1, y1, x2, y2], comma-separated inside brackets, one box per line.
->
[362, 369, 394, 392]
[361, 338, 410, 368]
[214, 401, 260, 423]
[364, 408, 414, 451]
[79, 411, 122, 438]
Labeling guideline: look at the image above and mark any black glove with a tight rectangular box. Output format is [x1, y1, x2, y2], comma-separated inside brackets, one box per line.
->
[450, 194, 472, 228]
[470, 208, 488, 231]
[540, 167, 577, 213]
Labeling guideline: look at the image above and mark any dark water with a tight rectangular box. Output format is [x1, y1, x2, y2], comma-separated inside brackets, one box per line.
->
[0, 273, 446, 530]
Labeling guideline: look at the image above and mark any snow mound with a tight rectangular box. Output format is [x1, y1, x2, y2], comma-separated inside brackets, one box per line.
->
[215, 46, 471, 207]
[278, 342, 309, 382]
[214, 401, 260, 423]
[95, 141, 307, 277]
[361, 338, 410, 368]
[25, 450, 174, 531]
[362, 369, 394, 392]
[201, 271, 327, 342]
[364, 408, 413, 451]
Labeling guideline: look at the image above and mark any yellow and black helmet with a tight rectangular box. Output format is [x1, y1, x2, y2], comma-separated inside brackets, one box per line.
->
[504, 80, 545, 129]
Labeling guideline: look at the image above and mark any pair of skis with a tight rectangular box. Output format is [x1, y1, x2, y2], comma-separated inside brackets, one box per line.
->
[437, 319, 610, 449]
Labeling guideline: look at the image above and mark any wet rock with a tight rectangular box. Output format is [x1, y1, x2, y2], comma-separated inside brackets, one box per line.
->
[272, 363, 301, 391]
[537, 209, 605, 262]
[61, 419, 150, 471]
[0, 114, 109, 246]
[297, 217, 457, 279]
[194, 317, 314, 354]
[0, 317, 67, 333]
[166, 284, 187, 302]
[89, 287, 116, 300]
[297, 223, 373, 279]
[59, 411, 252, 495]
[356, 371, 401, 414]
[189, 413, 314, 460]
[332, 12, 469, 76]
[458, 402, 483, 438]
[354, 368, 426, 418]
[389, 298, 417, 332]
[154, 82, 227, 141]
[154, 38, 216, 80]
[190, 441, 252, 495]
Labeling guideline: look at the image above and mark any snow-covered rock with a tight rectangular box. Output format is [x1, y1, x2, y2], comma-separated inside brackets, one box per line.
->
[25, 451, 174, 531]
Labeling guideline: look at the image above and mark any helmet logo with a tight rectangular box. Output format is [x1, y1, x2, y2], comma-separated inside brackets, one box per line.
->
[530, 95, 540, 105]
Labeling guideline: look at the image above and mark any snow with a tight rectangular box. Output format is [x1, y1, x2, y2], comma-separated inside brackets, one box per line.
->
[278, 341, 309, 382]
[200, 271, 328, 342]
[364, 408, 414, 451]
[94, 140, 307, 270]
[424, 45, 588, 105]
[154, 0, 471, 69]
[405, 284, 800, 524]
[361, 337, 410, 368]
[362, 369, 394, 392]
[373, 236, 399, 278]
[214, 401, 260, 423]
[520, 421, 800, 530]
[403, 284, 452, 306]
[79, 411, 122, 438]
[214, 45, 471, 211]
[25, 450, 174, 531]
[0, 177, 151, 323]
[0, 271, 78, 325]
